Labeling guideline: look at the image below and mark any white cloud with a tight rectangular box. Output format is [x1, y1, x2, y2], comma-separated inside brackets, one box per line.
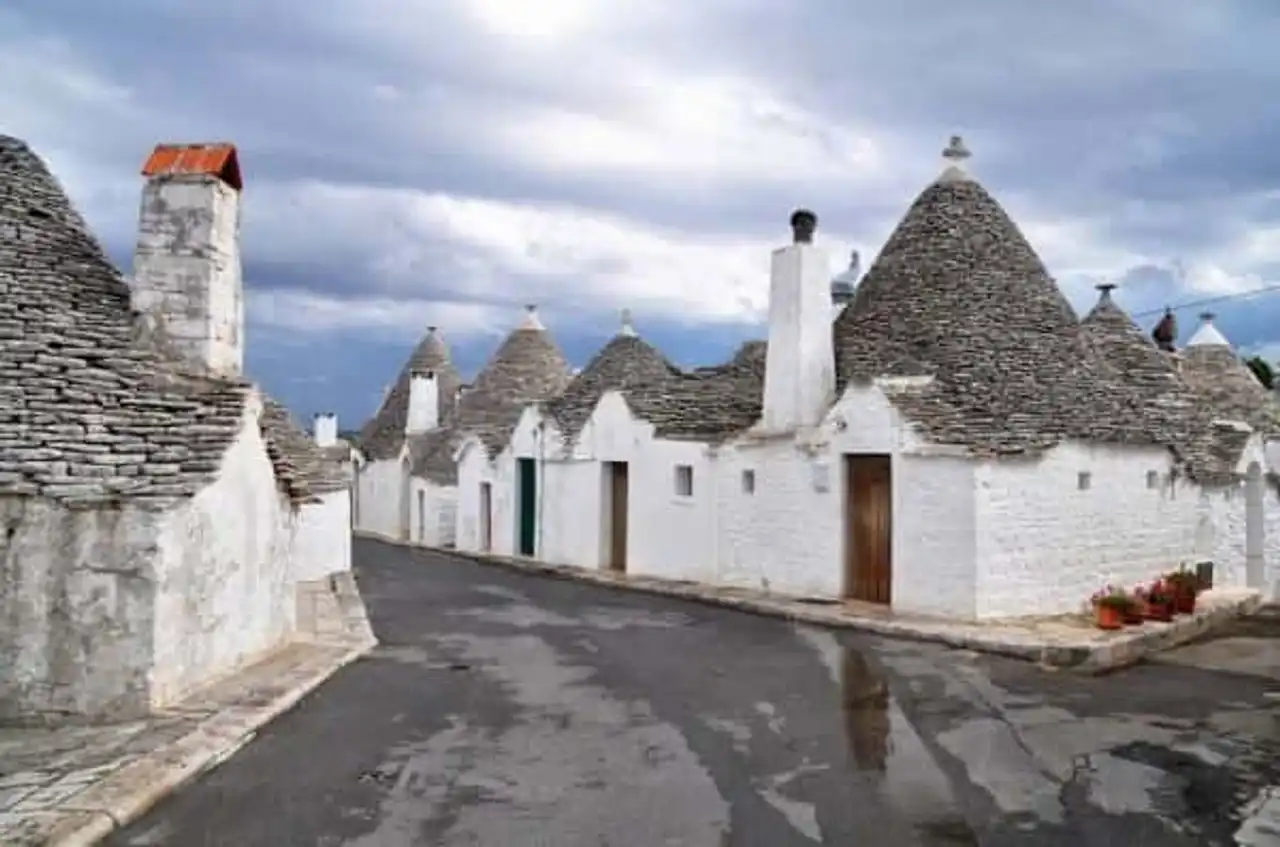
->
[245, 179, 854, 328]
[484, 69, 885, 188]
[248, 289, 504, 338]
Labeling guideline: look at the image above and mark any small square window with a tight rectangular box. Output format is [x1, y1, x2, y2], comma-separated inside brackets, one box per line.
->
[675, 464, 694, 497]
[1146, 470, 1160, 489]
[1077, 471, 1092, 491]
[742, 469, 756, 494]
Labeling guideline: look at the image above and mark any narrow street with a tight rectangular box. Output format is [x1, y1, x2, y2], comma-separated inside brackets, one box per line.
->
[108, 540, 1280, 846]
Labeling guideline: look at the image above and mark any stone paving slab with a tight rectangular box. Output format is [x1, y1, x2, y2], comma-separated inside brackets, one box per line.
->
[0, 637, 374, 847]
[398, 538, 1262, 673]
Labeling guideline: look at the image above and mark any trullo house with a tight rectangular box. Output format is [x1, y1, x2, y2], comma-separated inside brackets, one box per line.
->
[451, 136, 1280, 620]
[0, 137, 363, 723]
[354, 307, 571, 547]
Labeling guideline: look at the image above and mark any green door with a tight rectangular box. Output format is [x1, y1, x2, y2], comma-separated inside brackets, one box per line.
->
[517, 458, 536, 556]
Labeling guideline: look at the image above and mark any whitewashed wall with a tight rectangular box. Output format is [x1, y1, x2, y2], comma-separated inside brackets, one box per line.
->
[974, 442, 1201, 618]
[716, 383, 978, 617]
[355, 456, 408, 540]
[151, 400, 296, 706]
[407, 477, 458, 547]
[292, 489, 352, 582]
[454, 384, 1280, 620]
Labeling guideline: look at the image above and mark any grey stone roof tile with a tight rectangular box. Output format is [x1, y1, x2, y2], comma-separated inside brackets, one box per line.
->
[259, 398, 351, 502]
[547, 331, 681, 441]
[0, 134, 251, 506]
[618, 339, 766, 442]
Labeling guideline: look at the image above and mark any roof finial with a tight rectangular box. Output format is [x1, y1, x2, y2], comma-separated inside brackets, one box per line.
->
[427, 325, 438, 333]
[943, 135, 971, 163]
[938, 135, 973, 183]
[789, 209, 817, 244]
[1095, 282, 1117, 301]
[519, 304, 544, 330]
[1199, 311, 1216, 324]
[619, 308, 636, 337]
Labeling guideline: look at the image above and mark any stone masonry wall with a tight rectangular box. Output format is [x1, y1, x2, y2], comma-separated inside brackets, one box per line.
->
[132, 175, 244, 376]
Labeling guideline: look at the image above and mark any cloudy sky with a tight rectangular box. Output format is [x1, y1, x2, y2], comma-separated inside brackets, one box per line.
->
[5, 0, 1280, 427]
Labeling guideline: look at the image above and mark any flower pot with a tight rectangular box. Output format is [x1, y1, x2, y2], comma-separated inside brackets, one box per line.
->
[1123, 605, 1144, 625]
[1176, 591, 1197, 615]
[1143, 601, 1173, 622]
[1095, 604, 1125, 630]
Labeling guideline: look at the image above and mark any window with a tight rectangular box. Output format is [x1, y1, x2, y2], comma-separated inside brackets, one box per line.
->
[675, 464, 694, 497]
[742, 469, 756, 495]
[1077, 471, 1092, 491]
[1146, 470, 1160, 489]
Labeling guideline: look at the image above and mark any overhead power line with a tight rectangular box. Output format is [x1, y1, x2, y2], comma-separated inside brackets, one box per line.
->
[1130, 283, 1280, 319]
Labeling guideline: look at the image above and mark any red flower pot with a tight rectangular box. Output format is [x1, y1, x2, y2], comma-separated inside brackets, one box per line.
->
[1143, 601, 1173, 622]
[1095, 604, 1126, 630]
[1123, 605, 1144, 625]
[1176, 591, 1197, 615]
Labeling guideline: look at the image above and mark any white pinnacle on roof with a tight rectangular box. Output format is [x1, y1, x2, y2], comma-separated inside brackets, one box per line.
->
[619, 308, 637, 337]
[936, 134, 973, 184]
[519, 303, 544, 331]
[1186, 311, 1231, 348]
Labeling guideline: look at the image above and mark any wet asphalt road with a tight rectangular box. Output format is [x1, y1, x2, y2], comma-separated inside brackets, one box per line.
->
[108, 540, 1280, 846]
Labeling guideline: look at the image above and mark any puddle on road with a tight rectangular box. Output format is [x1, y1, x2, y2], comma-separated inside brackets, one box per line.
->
[840, 646, 891, 772]
[797, 627, 981, 843]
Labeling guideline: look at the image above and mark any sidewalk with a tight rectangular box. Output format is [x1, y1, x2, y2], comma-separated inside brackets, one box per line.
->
[0, 639, 373, 847]
[410, 540, 1262, 673]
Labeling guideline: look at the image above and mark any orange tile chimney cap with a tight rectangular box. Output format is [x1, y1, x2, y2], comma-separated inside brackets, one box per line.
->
[141, 142, 242, 191]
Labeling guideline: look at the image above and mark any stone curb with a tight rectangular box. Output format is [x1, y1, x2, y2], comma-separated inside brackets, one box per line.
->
[43, 640, 374, 847]
[364, 534, 1260, 674]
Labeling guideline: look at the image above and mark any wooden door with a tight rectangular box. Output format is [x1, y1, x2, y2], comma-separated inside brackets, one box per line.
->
[844, 455, 892, 605]
[517, 458, 537, 556]
[479, 482, 492, 552]
[607, 462, 629, 571]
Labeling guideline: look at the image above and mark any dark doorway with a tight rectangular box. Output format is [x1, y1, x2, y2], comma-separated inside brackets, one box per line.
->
[517, 458, 537, 557]
[603, 462, 629, 571]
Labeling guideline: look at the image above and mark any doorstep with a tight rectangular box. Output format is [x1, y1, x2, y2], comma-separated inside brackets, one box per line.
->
[0, 638, 373, 847]
[428, 544, 1262, 673]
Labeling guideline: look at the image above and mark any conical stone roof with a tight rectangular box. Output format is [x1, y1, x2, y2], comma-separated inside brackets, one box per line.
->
[831, 138, 1157, 455]
[415, 307, 572, 482]
[548, 316, 681, 441]
[359, 327, 462, 460]
[1080, 287, 1193, 408]
[1180, 317, 1280, 439]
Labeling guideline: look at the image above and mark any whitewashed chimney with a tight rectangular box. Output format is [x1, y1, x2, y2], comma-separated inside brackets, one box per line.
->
[314, 412, 338, 448]
[131, 142, 245, 376]
[760, 209, 836, 432]
[405, 370, 440, 435]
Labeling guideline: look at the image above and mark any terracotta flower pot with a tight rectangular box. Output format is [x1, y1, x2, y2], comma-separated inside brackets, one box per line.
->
[1143, 600, 1173, 622]
[1123, 605, 1144, 625]
[1176, 590, 1197, 615]
[1095, 604, 1126, 630]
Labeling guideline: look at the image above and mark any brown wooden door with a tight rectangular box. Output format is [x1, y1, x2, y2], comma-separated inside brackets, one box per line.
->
[608, 462, 629, 571]
[479, 482, 492, 552]
[844, 455, 892, 604]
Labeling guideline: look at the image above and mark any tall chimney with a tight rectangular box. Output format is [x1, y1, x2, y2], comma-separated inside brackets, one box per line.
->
[405, 370, 440, 435]
[132, 142, 245, 376]
[314, 412, 338, 448]
[760, 208, 836, 432]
